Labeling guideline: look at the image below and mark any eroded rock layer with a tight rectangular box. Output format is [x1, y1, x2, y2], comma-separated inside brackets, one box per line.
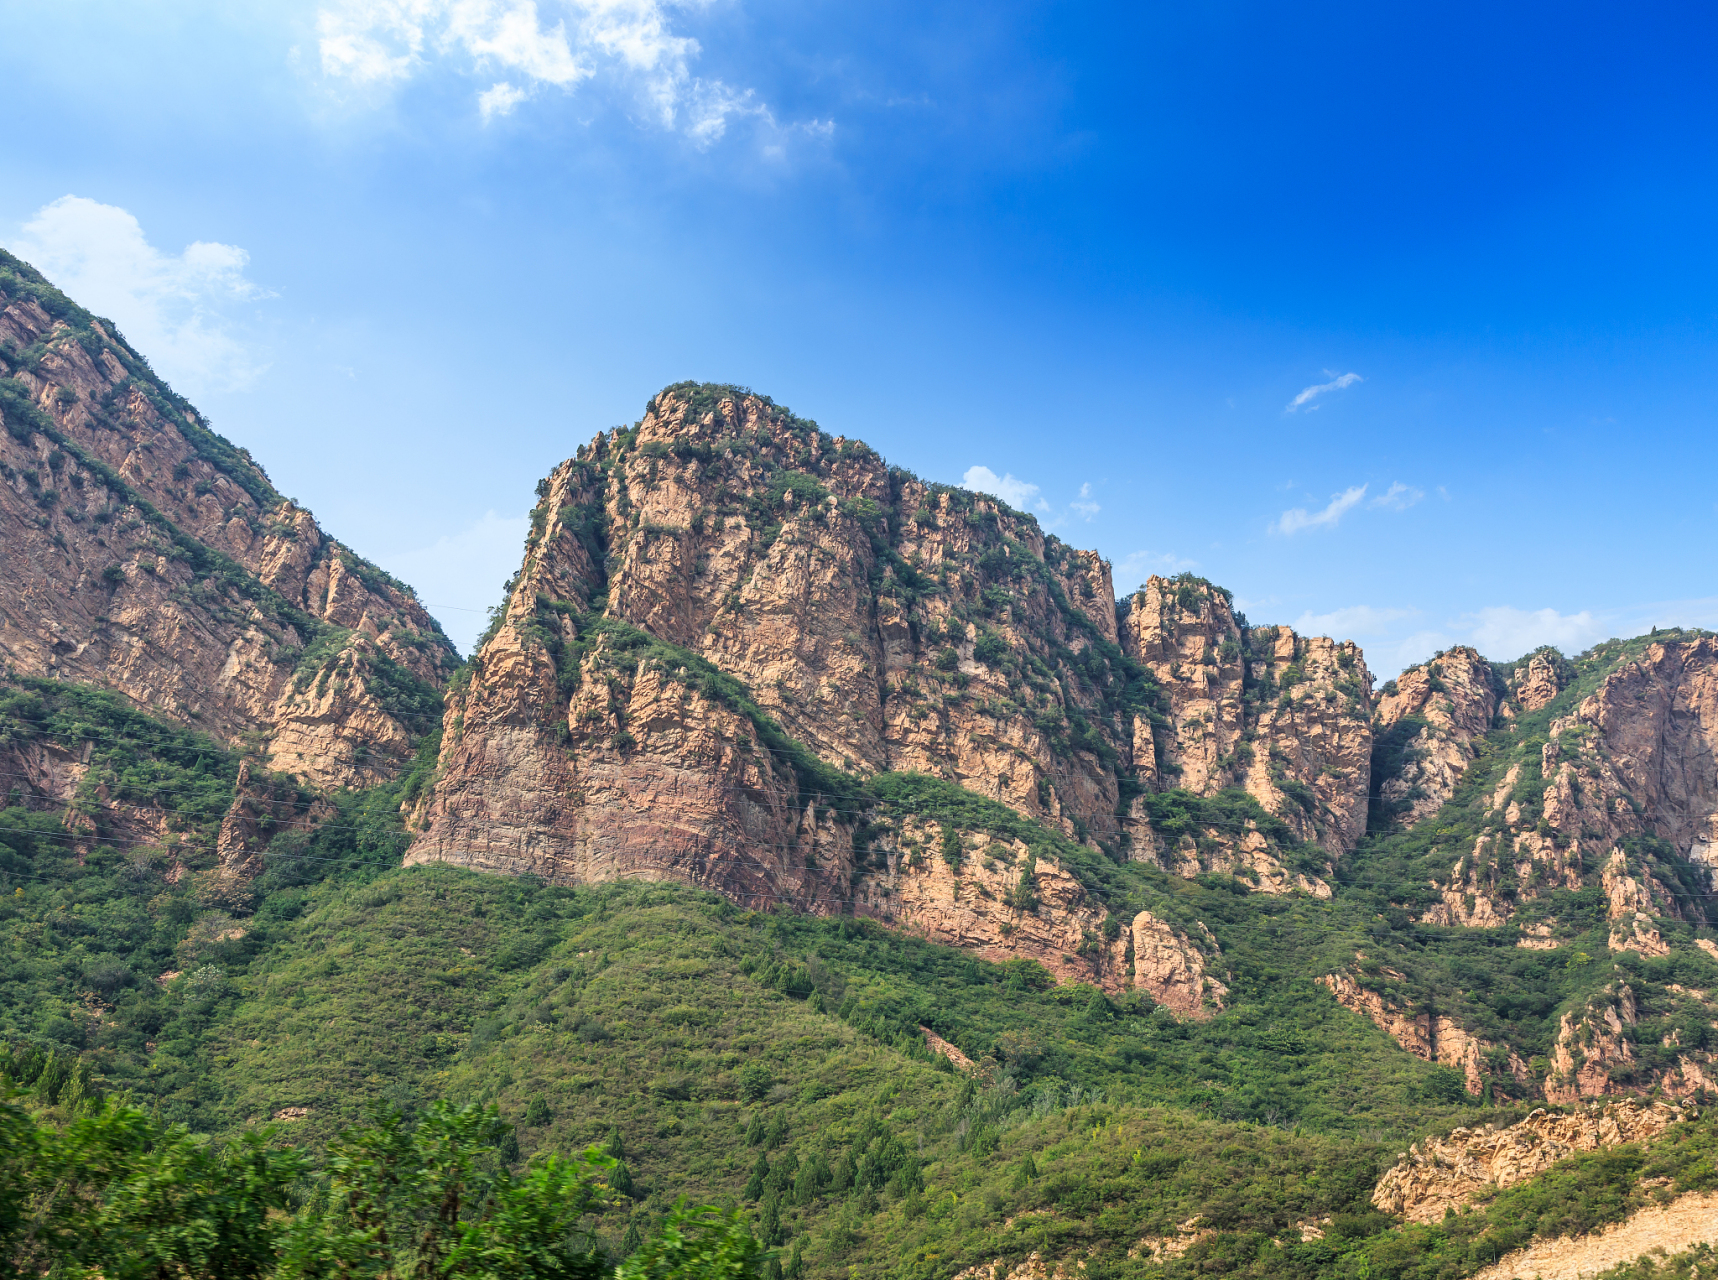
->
[1371, 1098, 1691, 1223]
[408, 384, 1361, 985]
[0, 252, 456, 789]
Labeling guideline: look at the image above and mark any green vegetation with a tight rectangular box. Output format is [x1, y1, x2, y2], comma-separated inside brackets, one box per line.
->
[11, 855, 1706, 1280]
[1, 1091, 761, 1279]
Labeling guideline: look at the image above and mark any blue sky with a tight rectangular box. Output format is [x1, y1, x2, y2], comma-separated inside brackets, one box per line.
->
[4, 1, 1716, 668]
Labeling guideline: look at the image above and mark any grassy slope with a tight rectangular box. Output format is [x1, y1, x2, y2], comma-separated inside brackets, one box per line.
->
[181, 868, 1510, 1277]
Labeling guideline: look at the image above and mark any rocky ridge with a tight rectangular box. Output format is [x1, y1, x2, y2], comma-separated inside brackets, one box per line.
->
[1319, 968, 1526, 1096]
[406, 384, 1370, 995]
[0, 250, 456, 795]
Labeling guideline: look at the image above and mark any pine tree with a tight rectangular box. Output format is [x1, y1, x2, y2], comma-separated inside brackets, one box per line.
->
[760, 1196, 784, 1247]
[745, 1111, 766, 1145]
[621, 1216, 643, 1256]
[744, 1152, 770, 1201]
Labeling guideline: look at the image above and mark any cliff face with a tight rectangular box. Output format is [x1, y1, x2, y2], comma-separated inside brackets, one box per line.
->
[0, 252, 456, 791]
[1404, 638, 1718, 933]
[1319, 969, 1527, 1096]
[407, 384, 1362, 990]
[1372, 647, 1500, 829]
[1118, 580, 1373, 883]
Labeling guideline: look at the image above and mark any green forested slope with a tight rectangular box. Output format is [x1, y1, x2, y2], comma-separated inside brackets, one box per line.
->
[6, 627, 1718, 1279]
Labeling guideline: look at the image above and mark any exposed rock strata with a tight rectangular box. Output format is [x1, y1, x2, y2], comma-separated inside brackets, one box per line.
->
[1319, 970, 1525, 1095]
[1372, 1098, 1692, 1223]
[0, 252, 455, 790]
[408, 385, 1345, 984]
[1468, 1191, 1718, 1280]
[1372, 647, 1500, 828]
[1118, 581, 1372, 880]
[1129, 910, 1227, 1018]
[1414, 638, 1718, 933]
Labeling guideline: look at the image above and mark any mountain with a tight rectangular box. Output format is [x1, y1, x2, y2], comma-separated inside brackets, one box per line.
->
[404, 385, 1372, 998]
[0, 250, 456, 790]
[2, 263, 1717, 1280]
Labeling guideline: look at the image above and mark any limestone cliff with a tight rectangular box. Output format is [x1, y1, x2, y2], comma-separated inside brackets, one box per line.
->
[1319, 969, 1526, 1096]
[0, 251, 456, 792]
[407, 383, 1338, 989]
[1406, 636, 1718, 935]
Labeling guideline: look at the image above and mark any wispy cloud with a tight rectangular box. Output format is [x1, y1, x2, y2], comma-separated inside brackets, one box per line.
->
[1370, 481, 1423, 511]
[377, 509, 532, 655]
[315, 0, 829, 146]
[1116, 550, 1199, 592]
[6, 196, 272, 395]
[1070, 482, 1100, 521]
[478, 79, 531, 119]
[1292, 604, 1415, 640]
[1378, 597, 1718, 674]
[1286, 370, 1361, 413]
[1273, 484, 1367, 535]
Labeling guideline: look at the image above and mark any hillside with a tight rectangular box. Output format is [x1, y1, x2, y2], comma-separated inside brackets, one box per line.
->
[1, 263, 1716, 1280]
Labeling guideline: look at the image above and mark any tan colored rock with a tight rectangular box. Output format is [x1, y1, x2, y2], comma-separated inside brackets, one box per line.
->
[921, 1026, 973, 1069]
[1610, 911, 1670, 957]
[1320, 970, 1524, 1095]
[410, 387, 1368, 972]
[0, 263, 456, 796]
[1513, 650, 1566, 711]
[1130, 910, 1226, 1018]
[1535, 639, 1718, 917]
[1372, 1098, 1691, 1224]
[1468, 1190, 1718, 1280]
[1117, 580, 1372, 883]
[1373, 647, 1500, 827]
[1546, 984, 1638, 1103]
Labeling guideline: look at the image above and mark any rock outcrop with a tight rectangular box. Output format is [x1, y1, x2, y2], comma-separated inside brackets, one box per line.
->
[1320, 969, 1525, 1095]
[1468, 1191, 1718, 1280]
[1372, 647, 1500, 828]
[1129, 909, 1227, 1018]
[1372, 1098, 1692, 1223]
[1539, 639, 1718, 916]
[1409, 637, 1718, 933]
[1118, 581, 1373, 879]
[1511, 649, 1568, 712]
[0, 252, 456, 791]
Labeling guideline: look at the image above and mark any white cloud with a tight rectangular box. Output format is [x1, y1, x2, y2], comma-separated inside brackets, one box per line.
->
[1287, 371, 1361, 413]
[1273, 484, 1367, 535]
[315, 0, 811, 146]
[6, 196, 271, 395]
[1070, 482, 1100, 521]
[1291, 605, 1415, 640]
[377, 509, 531, 655]
[478, 80, 531, 118]
[1465, 606, 1605, 661]
[1370, 481, 1423, 511]
[1116, 550, 1199, 592]
[1377, 597, 1718, 675]
[962, 465, 1040, 511]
